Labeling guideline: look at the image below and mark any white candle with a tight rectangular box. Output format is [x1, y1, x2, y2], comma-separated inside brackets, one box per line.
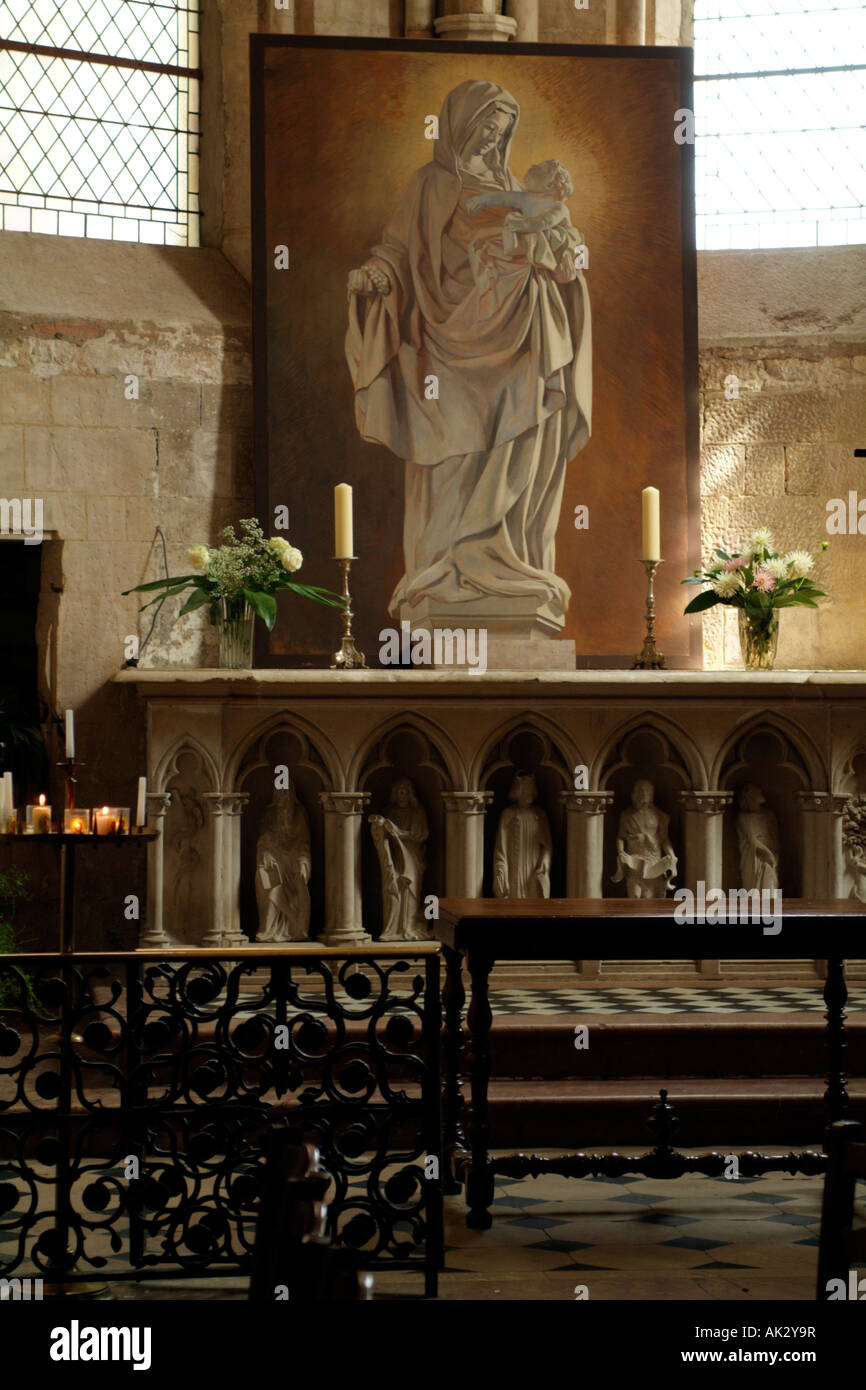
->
[136, 776, 147, 828]
[1, 771, 11, 827]
[31, 794, 51, 834]
[641, 487, 660, 562]
[334, 483, 354, 559]
[95, 806, 114, 835]
[65, 709, 75, 761]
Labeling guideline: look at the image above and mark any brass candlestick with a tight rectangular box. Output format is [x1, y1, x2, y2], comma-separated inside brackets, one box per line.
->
[632, 559, 666, 670]
[330, 557, 367, 669]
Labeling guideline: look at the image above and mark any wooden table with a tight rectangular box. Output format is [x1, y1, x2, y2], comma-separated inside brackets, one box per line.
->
[435, 898, 866, 1229]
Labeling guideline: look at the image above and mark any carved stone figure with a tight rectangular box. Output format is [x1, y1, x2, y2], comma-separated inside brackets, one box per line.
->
[255, 784, 312, 942]
[169, 786, 205, 923]
[612, 779, 677, 898]
[736, 783, 780, 893]
[346, 79, 592, 636]
[493, 771, 552, 898]
[842, 795, 866, 902]
[370, 779, 429, 940]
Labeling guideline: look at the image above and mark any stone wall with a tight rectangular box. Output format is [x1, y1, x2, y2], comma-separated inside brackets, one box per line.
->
[0, 0, 864, 841]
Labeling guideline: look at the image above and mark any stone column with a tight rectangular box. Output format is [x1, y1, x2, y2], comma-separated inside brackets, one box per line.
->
[616, 0, 646, 44]
[202, 792, 229, 947]
[319, 792, 372, 946]
[139, 791, 172, 949]
[405, 0, 436, 37]
[559, 791, 614, 897]
[679, 791, 732, 978]
[219, 793, 250, 948]
[558, 792, 613, 980]
[442, 791, 493, 898]
[679, 791, 732, 893]
[505, 0, 538, 42]
[435, 1, 518, 41]
[798, 792, 849, 898]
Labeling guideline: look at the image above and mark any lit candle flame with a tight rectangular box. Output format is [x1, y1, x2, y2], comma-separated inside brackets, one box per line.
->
[38, 793, 46, 807]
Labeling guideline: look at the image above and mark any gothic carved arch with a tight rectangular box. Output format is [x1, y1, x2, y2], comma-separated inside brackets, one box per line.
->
[225, 709, 342, 791]
[349, 711, 465, 791]
[717, 720, 813, 896]
[478, 721, 573, 899]
[158, 741, 216, 948]
[593, 713, 706, 792]
[597, 722, 692, 899]
[471, 713, 582, 792]
[711, 711, 826, 792]
[234, 721, 331, 943]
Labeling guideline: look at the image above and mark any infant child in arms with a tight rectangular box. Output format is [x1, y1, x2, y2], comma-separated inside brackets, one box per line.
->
[467, 159, 581, 280]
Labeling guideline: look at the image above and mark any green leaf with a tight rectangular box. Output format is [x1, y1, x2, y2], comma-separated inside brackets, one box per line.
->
[681, 575, 707, 585]
[122, 574, 199, 594]
[242, 588, 277, 630]
[281, 582, 348, 609]
[684, 589, 723, 614]
[178, 587, 212, 618]
[713, 549, 732, 561]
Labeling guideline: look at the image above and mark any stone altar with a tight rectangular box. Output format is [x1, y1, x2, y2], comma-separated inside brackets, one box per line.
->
[115, 668, 866, 981]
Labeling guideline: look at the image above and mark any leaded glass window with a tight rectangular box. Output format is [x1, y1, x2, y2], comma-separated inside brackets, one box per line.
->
[0, 0, 200, 244]
[695, 0, 866, 248]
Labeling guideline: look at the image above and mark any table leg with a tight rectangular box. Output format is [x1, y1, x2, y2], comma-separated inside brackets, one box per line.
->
[465, 947, 495, 1230]
[823, 955, 849, 1127]
[441, 945, 466, 1194]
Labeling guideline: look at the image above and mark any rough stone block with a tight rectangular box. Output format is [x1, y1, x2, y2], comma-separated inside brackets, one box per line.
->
[700, 443, 744, 498]
[87, 495, 128, 542]
[744, 444, 786, 496]
[25, 426, 157, 495]
[200, 383, 253, 431]
[0, 368, 50, 423]
[702, 387, 866, 446]
[40, 491, 87, 539]
[0, 424, 25, 493]
[786, 442, 861, 497]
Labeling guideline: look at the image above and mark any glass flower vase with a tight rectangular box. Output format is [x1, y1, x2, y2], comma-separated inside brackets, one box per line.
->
[218, 596, 255, 669]
[738, 608, 779, 671]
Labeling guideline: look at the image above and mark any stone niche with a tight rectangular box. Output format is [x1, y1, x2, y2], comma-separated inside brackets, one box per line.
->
[118, 667, 866, 981]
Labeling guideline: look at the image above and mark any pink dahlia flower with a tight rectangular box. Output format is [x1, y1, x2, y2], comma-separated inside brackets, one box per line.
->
[752, 568, 776, 593]
[722, 555, 747, 572]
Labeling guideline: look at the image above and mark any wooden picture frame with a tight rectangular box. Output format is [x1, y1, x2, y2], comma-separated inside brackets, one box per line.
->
[251, 35, 700, 668]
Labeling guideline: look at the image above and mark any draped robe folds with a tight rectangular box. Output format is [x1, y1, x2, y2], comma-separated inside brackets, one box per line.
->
[493, 805, 552, 898]
[371, 804, 429, 940]
[345, 80, 592, 620]
[737, 810, 780, 893]
[254, 804, 312, 942]
[612, 806, 674, 897]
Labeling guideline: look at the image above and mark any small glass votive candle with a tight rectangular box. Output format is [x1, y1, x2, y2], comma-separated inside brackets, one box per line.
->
[64, 808, 91, 834]
[94, 806, 129, 835]
[3, 809, 17, 834]
[26, 798, 53, 834]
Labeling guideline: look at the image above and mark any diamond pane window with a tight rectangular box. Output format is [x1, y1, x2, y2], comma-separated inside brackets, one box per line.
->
[0, 1, 200, 244]
[694, 0, 866, 249]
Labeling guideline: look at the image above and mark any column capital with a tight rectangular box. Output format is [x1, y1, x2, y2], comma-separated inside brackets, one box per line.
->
[441, 791, 493, 815]
[145, 791, 173, 818]
[203, 791, 249, 816]
[559, 791, 614, 814]
[434, 13, 517, 41]
[319, 790, 371, 816]
[798, 790, 850, 814]
[679, 790, 733, 814]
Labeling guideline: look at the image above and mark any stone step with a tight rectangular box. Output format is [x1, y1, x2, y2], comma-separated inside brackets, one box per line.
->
[482, 1076, 866, 1148]
[485, 1012, 866, 1080]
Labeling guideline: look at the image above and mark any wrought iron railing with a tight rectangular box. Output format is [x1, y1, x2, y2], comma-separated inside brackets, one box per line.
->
[0, 946, 443, 1296]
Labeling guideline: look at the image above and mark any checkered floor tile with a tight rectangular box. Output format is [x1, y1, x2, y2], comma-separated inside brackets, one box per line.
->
[488, 986, 866, 1015]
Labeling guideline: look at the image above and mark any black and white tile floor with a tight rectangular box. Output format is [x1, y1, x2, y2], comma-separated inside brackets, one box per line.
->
[487, 985, 866, 1015]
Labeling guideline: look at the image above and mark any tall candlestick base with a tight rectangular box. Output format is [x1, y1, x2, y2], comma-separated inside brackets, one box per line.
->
[632, 559, 666, 670]
[330, 557, 367, 669]
[57, 759, 84, 812]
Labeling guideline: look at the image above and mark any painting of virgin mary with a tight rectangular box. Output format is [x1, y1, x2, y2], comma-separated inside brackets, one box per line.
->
[345, 79, 592, 632]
